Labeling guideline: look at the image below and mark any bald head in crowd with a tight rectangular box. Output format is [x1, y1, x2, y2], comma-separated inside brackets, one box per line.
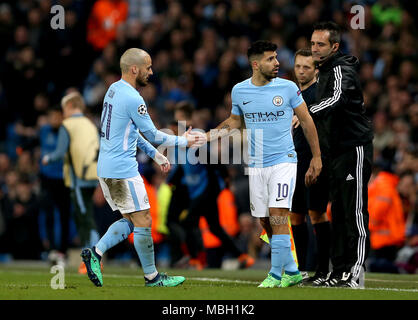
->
[120, 48, 153, 87]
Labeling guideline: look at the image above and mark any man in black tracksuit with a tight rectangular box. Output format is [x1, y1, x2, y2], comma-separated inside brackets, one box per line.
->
[310, 22, 373, 288]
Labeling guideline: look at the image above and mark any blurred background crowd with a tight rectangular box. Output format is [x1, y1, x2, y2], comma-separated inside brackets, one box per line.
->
[0, 0, 417, 273]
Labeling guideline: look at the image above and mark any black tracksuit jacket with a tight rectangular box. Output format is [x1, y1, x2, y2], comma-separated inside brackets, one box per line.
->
[310, 51, 373, 157]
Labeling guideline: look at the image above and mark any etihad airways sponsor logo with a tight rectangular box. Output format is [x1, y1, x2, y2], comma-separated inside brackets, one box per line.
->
[244, 110, 285, 122]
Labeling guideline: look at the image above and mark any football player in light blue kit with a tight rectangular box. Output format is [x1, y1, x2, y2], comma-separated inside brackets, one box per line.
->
[81, 48, 205, 287]
[207, 41, 322, 288]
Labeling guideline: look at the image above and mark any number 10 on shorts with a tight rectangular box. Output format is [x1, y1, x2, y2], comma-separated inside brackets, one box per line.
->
[276, 183, 289, 200]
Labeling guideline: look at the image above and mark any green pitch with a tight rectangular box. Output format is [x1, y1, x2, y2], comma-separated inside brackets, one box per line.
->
[0, 264, 417, 300]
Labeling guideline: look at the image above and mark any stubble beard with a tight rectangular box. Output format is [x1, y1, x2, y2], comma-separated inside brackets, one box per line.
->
[260, 68, 276, 82]
[136, 74, 148, 87]
[300, 76, 315, 86]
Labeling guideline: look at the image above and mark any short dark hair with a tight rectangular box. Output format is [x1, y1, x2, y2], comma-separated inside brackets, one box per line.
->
[247, 40, 277, 61]
[294, 48, 312, 60]
[313, 21, 341, 45]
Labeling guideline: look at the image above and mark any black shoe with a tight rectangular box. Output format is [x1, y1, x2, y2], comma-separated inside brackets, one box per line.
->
[337, 272, 360, 288]
[303, 271, 329, 286]
[322, 272, 341, 287]
[324, 272, 359, 288]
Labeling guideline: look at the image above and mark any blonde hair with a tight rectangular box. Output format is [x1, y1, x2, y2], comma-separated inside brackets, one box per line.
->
[61, 91, 85, 112]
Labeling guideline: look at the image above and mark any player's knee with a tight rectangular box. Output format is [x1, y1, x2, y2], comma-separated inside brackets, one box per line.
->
[130, 209, 152, 228]
[308, 210, 328, 224]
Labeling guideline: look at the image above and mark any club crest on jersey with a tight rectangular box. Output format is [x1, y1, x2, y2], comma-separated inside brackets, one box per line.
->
[272, 95, 283, 106]
[138, 104, 147, 115]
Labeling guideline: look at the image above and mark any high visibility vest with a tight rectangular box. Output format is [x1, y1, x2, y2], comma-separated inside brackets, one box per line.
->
[156, 183, 172, 235]
[62, 115, 99, 188]
[368, 171, 405, 249]
[199, 189, 240, 249]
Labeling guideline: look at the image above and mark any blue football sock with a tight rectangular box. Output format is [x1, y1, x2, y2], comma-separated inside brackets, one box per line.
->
[270, 235, 284, 277]
[270, 234, 299, 276]
[133, 227, 157, 275]
[95, 218, 134, 256]
[276, 234, 299, 273]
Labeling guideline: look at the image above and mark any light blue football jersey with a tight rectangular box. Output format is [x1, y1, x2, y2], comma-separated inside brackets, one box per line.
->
[231, 77, 304, 168]
[98, 79, 187, 178]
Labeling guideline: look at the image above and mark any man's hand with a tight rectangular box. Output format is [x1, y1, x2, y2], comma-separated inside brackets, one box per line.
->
[154, 151, 171, 173]
[292, 115, 300, 129]
[183, 126, 207, 147]
[294, 102, 322, 187]
[305, 156, 322, 187]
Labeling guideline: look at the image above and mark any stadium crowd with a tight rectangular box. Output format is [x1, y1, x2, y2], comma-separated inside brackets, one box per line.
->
[0, 0, 417, 273]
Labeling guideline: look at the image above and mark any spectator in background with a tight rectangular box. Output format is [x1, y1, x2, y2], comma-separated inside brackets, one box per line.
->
[373, 112, 395, 154]
[0, 154, 10, 188]
[38, 106, 71, 258]
[409, 103, 418, 148]
[127, 0, 154, 25]
[397, 171, 417, 235]
[236, 213, 262, 259]
[42, 92, 100, 273]
[192, 46, 219, 109]
[41, 5, 91, 98]
[199, 187, 241, 268]
[2, 42, 46, 129]
[371, 0, 403, 27]
[2, 174, 42, 260]
[87, 0, 128, 52]
[368, 147, 406, 273]
[0, 3, 15, 60]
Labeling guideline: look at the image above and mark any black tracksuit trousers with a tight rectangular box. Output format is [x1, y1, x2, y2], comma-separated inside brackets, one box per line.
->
[329, 142, 373, 279]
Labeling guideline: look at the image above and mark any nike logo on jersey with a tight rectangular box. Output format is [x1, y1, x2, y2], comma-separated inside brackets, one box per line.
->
[276, 198, 285, 202]
[243, 101, 252, 105]
[346, 174, 355, 181]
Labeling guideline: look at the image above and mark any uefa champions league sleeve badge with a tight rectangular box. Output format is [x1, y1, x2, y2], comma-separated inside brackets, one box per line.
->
[138, 104, 148, 115]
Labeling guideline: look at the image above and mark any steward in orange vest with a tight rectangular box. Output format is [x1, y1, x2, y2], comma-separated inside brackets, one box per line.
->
[368, 171, 406, 251]
[87, 0, 128, 51]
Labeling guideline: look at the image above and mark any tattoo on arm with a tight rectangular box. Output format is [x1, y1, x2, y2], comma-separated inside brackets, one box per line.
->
[221, 124, 230, 130]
